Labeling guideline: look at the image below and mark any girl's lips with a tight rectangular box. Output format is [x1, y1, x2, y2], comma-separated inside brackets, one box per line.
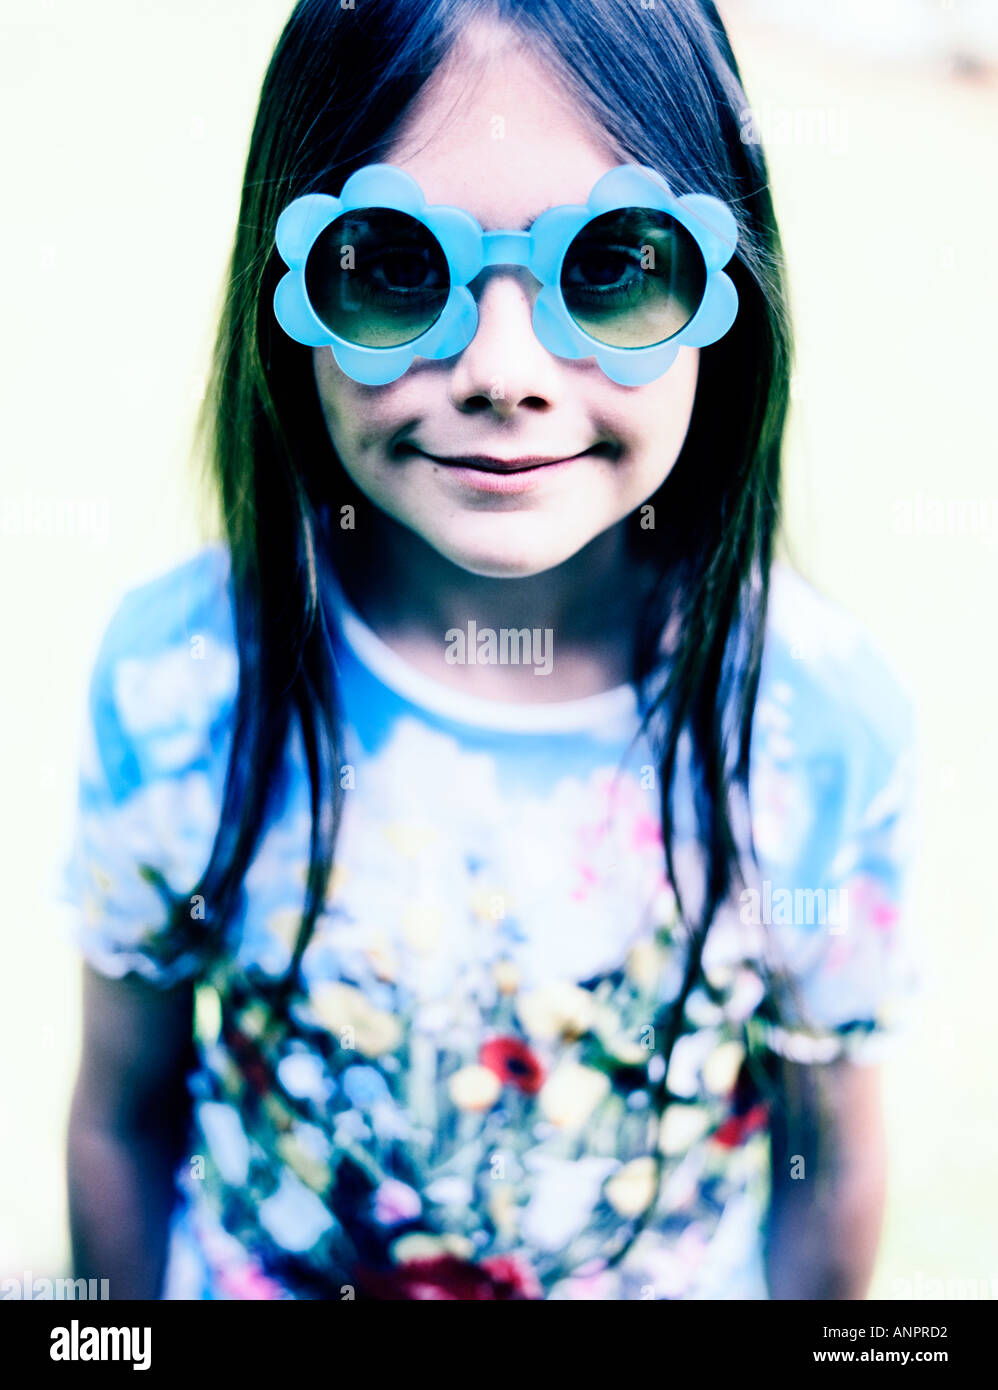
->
[421, 451, 593, 493]
[405, 445, 600, 493]
[421, 450, 593, 472]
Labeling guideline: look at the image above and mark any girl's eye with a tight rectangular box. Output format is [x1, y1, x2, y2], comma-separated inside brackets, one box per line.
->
[365, 246, 445, 295]
[563, 242, 648, 296]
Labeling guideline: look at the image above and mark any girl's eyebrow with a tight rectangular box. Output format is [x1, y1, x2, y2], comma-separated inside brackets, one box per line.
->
[486, 207, 557, 231]
[478, 211, 543, 231]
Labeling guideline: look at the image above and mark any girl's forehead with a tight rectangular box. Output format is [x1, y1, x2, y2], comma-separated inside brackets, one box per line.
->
[381, 26, 624, 230]
[381, 132, 623, 233]
[382, 150, 622, 232]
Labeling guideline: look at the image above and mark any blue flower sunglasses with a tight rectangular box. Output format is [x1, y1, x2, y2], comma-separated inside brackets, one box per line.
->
[272, 163, 739, 387]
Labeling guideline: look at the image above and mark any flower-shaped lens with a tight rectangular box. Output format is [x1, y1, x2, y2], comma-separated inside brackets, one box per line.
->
[559, 207, 708, 350]
[273, 164, 481, 385]
[529, 164, 739, 386]
[303, 208, 451, 349]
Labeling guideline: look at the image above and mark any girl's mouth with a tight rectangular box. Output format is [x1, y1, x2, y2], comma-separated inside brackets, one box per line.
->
[407, 447, 599, 494]
[417, 449, 595, 473]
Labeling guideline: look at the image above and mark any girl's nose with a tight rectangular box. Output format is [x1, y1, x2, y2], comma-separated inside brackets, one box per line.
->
[447, 267, 563, 415]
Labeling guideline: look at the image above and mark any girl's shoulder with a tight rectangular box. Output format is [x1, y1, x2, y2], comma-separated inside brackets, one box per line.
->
[78, 542, 238, 813]
[97, 541, 236, 664]
[749, 562, 919, 926]
[761, 560, 916, 784]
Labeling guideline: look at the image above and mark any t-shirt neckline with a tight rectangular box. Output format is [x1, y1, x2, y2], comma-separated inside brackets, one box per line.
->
[322, 564, 640, 735]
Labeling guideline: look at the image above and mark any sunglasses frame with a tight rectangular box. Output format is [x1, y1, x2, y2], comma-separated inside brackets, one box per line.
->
[273, 162, 739, 386]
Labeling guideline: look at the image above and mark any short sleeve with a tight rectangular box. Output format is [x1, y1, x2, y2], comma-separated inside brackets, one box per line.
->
[751, 717, 922, 1067]
[56, 548, 238, 989]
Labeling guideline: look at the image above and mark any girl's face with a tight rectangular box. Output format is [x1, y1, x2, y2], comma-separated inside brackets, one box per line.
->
[312, 27, 699, 580]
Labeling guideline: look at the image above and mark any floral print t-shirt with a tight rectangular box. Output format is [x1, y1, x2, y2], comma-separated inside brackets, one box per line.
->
[57, 543, 920, 1300]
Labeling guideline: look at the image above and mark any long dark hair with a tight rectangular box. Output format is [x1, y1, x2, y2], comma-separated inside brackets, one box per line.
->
[180, 0, 801, 1285]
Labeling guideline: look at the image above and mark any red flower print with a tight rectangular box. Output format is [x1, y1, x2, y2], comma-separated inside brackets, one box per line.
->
[225, 1027, 271, 1096]
[479, 1036, 545, 1095]
[479, 1255, 544, 1299]
[355, 1253, 541, 1300]
[711, 1101, 770, 1148]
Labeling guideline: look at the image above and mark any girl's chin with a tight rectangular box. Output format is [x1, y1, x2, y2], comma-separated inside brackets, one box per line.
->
[394, 502, 606, 577]
[426, 536, 587, 581]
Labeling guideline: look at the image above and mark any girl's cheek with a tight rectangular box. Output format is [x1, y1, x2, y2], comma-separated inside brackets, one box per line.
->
[312, 350, 364, 435]
[603, 347, 698, 437]
[312, 352, 405, 456]
[650, 349, 700, 446]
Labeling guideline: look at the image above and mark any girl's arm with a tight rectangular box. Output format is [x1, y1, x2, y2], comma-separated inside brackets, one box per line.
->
[764, 1055, 888, 1300]
[67, 963, 196, 1300]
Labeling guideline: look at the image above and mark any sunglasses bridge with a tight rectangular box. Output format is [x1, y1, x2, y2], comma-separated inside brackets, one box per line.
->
[480, 230, 534, 268]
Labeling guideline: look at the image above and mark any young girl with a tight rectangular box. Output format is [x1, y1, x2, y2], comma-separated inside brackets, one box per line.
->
[62, 0, 918, 1301]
